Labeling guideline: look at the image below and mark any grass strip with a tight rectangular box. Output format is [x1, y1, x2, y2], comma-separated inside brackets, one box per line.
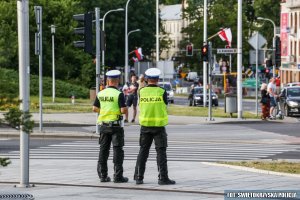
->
[219, 161, 300, 174]
[167, 104, 259, 119]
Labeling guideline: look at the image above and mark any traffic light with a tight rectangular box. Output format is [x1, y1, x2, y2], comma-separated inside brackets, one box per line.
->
[186, 44, 193, 56]
[275, 36, 281, 67]
[73, 13, 93, 54]
[245, 6, 256, 21]
[201, 45, 209, 61]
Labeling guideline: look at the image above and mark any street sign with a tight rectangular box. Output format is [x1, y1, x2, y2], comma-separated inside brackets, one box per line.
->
[249, 50, 264, 65]
[242, 78, 261, 88]
[217, 48, 237, 54]
[248, 32, 267, 50]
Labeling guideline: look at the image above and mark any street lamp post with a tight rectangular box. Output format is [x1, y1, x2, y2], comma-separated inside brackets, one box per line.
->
[127, 29, 141, 68]
[128, 29, 141, 40]
[237, 0, 243, 119]
[257, 17, 277, 78]
[50, 25, 56, 103]
[125, 0, 132, 84]
[156, 0, 159, 62]
[102, 8, 124, 70]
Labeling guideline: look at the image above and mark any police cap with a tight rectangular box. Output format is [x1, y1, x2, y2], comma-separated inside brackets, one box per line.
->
[145, 68, 161, 79]
[106, 70, 121, 79]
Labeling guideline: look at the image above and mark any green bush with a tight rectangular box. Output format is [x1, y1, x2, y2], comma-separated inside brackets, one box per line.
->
[0, 68, 89, 98]
[0, 158, 11, 167]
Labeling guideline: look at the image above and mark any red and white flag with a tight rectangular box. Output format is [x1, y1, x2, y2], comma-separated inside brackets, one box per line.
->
[134, 47, 143, 61]
[218, 28, 232, 48]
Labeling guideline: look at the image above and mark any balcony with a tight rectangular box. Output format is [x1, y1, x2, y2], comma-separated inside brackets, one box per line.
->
[284, 0, 300, 8]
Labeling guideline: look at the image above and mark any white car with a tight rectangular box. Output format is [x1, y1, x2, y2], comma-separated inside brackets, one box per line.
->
[158, 82, 174, 103]
[285, 82, 300, 87]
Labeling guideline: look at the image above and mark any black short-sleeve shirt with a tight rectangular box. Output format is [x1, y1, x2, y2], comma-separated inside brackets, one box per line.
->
[93, 86, 126, 108]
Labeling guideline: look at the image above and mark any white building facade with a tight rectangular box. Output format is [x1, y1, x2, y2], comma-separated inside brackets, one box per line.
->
[160, 1, 189, 60]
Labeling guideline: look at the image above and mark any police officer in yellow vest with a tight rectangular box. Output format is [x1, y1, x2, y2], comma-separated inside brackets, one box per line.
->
[134, 68, 176, 185]
[93, 70, 128, 183]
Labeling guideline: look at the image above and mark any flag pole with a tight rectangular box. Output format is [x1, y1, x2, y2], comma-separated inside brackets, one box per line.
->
[207, 32, 220, 41]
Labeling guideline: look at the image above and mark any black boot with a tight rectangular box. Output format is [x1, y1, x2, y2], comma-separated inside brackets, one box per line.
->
[100, 176, 111, 182]
[158, 178, 176, 185]
[136, 179, 144, 185]
[114, 176, 129, 183]
[113, 165, 128, 183]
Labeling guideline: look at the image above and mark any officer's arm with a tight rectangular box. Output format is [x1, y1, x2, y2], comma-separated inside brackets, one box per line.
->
[92, 97, 100, 113]
[163, 90, 168, 105]
[119, 93, 128, 114]
[93, 106, 100, 113]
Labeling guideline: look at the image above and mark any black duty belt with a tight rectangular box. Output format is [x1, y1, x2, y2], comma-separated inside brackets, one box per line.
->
[101, 121, 121, 127]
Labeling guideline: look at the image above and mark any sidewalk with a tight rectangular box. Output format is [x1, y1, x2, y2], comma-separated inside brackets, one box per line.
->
[1, 159, 300, 200]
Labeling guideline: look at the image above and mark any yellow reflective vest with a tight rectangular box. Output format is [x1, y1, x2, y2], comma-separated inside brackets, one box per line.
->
[97, 87, 121, 123]
[139, 86, 168, 127]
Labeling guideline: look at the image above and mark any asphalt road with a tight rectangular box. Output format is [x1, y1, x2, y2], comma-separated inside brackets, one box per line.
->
[1, 123, 299, 161]
[174, 96, 300, 119]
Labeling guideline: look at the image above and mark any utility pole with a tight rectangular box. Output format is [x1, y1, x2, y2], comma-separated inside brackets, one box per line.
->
[156, 0, 159, 63]
[125, 0, 132, 84]
[95, 7, 100, 134]
[255, 32, 259, 116]
[237, 0, 243, 119]
[34, 6, 43, 131]
[203, 0, 207, 107]
[50, 25, 56, 103]
[208, 41, 213, 121]
[17, 0, 30, 187]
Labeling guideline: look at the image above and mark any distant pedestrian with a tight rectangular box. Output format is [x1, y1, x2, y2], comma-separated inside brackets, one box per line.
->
[124, 75, 139, 123]
[93, 70, 128, 183]
[267, 77, 277, 119]
[137, 74, 146, 91]
[134, 68, 175, 185]
[260, 83, 270, 120]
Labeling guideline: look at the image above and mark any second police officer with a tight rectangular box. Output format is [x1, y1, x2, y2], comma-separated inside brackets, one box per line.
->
[134, 68, 176, 185]
[92, 70, 128, 183]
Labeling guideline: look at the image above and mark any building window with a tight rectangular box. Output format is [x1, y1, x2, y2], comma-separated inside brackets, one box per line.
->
[294, 12, 297, 34]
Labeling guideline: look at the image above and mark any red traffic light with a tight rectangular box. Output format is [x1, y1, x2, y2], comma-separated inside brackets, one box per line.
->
[186, 44, 193, 56]
[201, 45, 209, 61]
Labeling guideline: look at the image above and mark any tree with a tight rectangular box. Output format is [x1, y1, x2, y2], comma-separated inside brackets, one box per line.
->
[181, 0, 280, 73]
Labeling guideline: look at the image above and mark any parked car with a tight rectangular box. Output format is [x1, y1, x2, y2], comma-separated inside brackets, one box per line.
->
[285, 82, 300, 87]
[158, 82, 174, 103]
[188, 86, 218, 106]
[280, 86, 300, 116]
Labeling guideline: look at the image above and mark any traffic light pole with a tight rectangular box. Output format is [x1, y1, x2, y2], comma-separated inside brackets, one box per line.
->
[17, 0, 30, 187]
[208, 42, 213, 121]
[95, 7, 101, 134]
[237, 0, 243, 119]
[203, 0, 207, 107]
[34, 6, 43, 132]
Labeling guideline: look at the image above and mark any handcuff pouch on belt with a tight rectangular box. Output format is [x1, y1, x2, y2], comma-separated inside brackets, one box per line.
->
[101, 115, 123, 127]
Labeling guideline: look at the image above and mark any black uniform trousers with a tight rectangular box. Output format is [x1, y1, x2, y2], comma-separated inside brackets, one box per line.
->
[97, 125, 124, 179]
[134, 126, 168, 180]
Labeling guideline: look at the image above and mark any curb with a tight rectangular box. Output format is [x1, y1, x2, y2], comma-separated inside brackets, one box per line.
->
[201, 162, 300, 178]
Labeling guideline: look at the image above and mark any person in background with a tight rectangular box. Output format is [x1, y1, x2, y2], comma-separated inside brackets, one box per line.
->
[137, 74, 146, 91]
[122, 82, 129, 102]
[260, 83, 270, 120]
[93, 70, 128, 183]
[134, 68, 175, 185]
[275, 76, 281, 94]
[267, 77, 277, 119]
[125, 75, 139, 123]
